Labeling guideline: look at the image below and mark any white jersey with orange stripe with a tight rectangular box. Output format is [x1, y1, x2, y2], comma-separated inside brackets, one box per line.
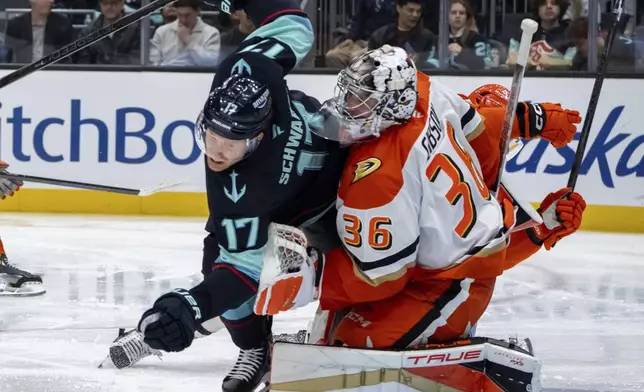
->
[335, 73, 512, 284]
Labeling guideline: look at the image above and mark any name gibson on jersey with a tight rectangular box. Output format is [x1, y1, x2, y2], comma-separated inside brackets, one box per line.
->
[421, 104, 444, 160]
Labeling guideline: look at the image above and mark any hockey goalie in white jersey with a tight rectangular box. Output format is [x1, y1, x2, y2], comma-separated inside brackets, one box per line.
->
[252, 45, 586, 391]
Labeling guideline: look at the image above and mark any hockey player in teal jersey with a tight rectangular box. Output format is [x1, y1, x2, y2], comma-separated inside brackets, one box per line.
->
[107, 1, 346, 391]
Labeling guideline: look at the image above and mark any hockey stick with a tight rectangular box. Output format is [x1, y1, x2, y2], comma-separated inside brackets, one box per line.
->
[0, 173, 181, 196]
[567, 0, 624, 190]
[0, 0, 176, 90]
[0, 0, 236, 90]
[491, 19, 539, 195]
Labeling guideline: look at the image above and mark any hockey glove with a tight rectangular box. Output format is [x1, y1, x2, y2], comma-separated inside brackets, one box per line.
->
[530, 188, 586, 250]
[516, 103, 581, 148]
[138, 288, 203, 352]
[0, 161, 22, 199]
[254, 224, 324, 316]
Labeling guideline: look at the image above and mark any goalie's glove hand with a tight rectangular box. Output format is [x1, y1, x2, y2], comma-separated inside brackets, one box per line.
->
[0, 161, 22, 199]
[531, 187, 586, 250]
[138, 289, 202, 352]
[254, 246, 324, 316]
[516, 102, 581, 148]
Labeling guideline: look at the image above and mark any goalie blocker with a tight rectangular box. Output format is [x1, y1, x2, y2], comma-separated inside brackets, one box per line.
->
[270, 337, 541, 392]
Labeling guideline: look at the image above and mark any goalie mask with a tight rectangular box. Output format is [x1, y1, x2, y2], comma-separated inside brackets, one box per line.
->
[194, 73, 272, 171]
[311, 45, 418, 144]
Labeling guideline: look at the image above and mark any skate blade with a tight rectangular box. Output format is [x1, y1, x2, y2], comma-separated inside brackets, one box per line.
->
[0, 284, 46, 297]
[98, 354, 112, 369]
[254, 380, 270, 392]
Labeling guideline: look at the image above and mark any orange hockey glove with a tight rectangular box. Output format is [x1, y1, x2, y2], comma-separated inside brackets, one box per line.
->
[515, 103, 581, 148]
[530, 188, 586, 250]
[464, 85, 581, 148]
[0, 160, 22, 199]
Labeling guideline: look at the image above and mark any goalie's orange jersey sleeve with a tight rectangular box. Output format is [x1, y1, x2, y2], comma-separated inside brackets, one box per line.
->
[465, 105, 526, 190]
[320, 73, 516, 311]
[465, 104, 544, 270]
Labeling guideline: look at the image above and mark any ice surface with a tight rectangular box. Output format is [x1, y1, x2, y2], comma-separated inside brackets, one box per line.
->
[0, 213, 642, 392]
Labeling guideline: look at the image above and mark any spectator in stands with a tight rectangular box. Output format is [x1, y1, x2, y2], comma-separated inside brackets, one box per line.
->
[75, 0, 141, 64]
[368, 0, 437, 67]
[219, 9, 254, 64]
[447, 0, 491, 69]
[567, 16, 644, 72]
[149, 0, 221, 66]
[161, 5, 177, 24]
[506, 0, 576, 70]
[325, 0, 396, 68]
[5, 0, 75, 64]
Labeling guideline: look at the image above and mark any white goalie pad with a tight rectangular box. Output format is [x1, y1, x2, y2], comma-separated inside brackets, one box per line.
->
[270, 337, 541, 392]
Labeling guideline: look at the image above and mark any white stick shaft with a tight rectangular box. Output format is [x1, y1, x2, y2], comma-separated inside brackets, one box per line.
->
[515, 28, 535, 67]
[492, 19, 538, 194]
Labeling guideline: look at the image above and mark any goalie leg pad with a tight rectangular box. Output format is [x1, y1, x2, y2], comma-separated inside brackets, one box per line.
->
[330, 278, 495, 349]
[269, 337, 542, 392]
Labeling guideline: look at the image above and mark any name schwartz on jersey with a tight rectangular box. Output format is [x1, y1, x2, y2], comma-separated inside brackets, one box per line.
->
[279, 104, 326, 186]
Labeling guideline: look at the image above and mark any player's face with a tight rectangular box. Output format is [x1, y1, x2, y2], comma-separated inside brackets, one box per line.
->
[396, 3, 422, 30]
[202, 131, 261, 172]
[344, 90, 378, 120]
[176, 6, 199, 29]
[30, 0, 53, 14]
[449, 3, 467, 30]
[538, 0, 560, 22]
[99, 0, 125, 20]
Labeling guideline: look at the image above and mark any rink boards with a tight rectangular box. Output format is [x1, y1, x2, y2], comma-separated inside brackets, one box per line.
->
[0, 71, 641, 233]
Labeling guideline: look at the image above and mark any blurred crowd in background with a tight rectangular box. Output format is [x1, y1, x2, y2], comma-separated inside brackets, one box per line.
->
[0, 0, 643, 72]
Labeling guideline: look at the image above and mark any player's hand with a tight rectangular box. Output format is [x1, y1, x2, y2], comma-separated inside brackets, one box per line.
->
[138, 288, 202, 352]
[0, 160, 22, 200]
[532, 188, 586, 250]
[177, 24, 192, 45]
[448, 43, 462, 54]
[254, 247, 324, 316]
[516, 102, 581, 148]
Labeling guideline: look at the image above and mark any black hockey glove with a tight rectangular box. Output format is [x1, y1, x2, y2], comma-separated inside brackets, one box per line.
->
[138, 289, 203, 352]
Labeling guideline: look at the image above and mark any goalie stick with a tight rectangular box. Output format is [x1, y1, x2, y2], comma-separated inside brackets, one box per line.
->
[491, 19, 539, 195]
[567, 0, 624, 190]
[0, 173, 181, 196]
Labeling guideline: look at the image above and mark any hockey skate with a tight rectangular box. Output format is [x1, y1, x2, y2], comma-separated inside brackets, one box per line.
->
[222, 342, 271, 392]
[100, 328, 163, 369]
[0, 252, 45, 297]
